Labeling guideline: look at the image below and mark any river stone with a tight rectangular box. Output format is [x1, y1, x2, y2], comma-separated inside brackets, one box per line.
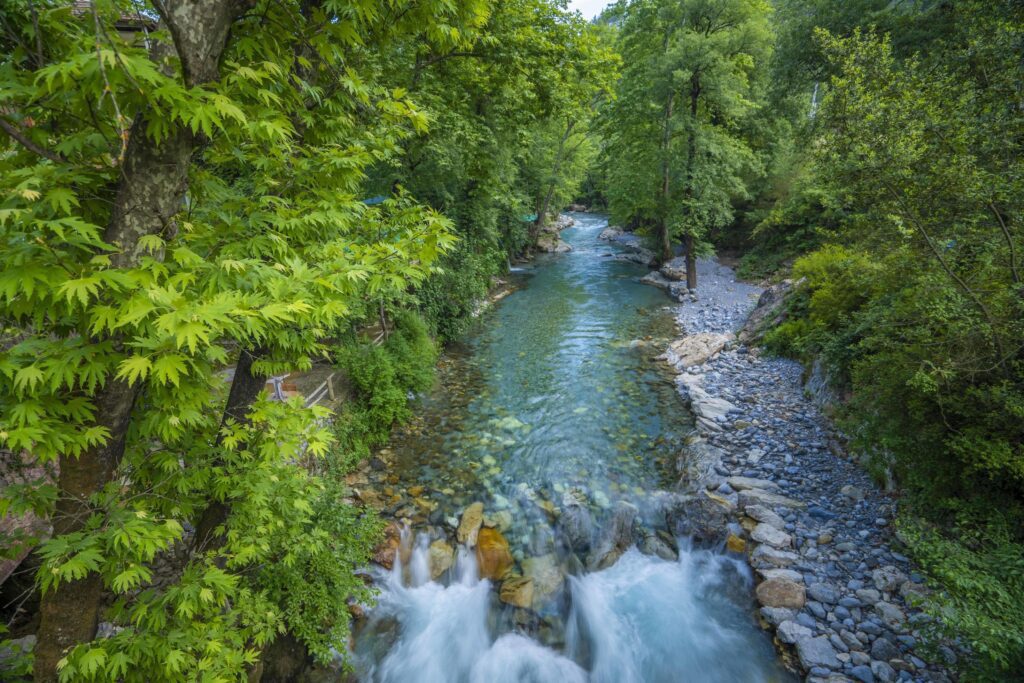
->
[756, 578, 806, 609]
[666, 492, 728, 543]
[559, 491, 594, 552]
[476, 527, 513, 580]
[726, 476, 781, 492]
[371, 521, 402, 569]
[751, 523, 793, 549]
[760, 607, 795, 627]
[807, 583, 839, 605]
[871, 566, 907, 593]
[638, 528, 678, 561]
[777, 620, 813, 644]
[840, 485, 865, 501]
[725, 533, 746, 553]
[457, 502, 485, 547]
[499, 576, 534, 608]
[759, 568, 803, 583]
[745, 504, 786, 530]
[588, 501, 638, 570]
[739, 488, 805, 510]
[751, 544, 799, 567]
[523, 554, 564, 607]
[667, 333, 732, 368]
[428, 539, 455, 580]
[687, 386, 738, 420]
[796, 635, 840, 670]
[874, 601, 906, 629]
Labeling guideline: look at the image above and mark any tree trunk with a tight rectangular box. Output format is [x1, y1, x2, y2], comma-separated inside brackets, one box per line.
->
[33, 3, 242, 679]
[535, 120, 577, 239]
[683, 74, 700, 291]
[658, 94, 675, 264]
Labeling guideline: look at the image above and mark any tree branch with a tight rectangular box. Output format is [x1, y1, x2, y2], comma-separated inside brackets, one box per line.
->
[0, 117, 65, 163]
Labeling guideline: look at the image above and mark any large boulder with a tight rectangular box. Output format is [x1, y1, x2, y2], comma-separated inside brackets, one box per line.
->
[666, 333, 733, 369]
[476, 527, 514, 580]
[371, 521, 403, 569]
[795, 636, 839, 670]
[536, 234, 572, 253]
[588, 501, 638, 570]
[738, 278, 800, 344]
[660, 256, 687, 282]
[756, 578, 806, 609]
[428, 539, 455, 580]
[457, 502, 485, 547]
[664, 491, 729, 545]
[523, 554, 564, 608]
[559, 490, 594, 553]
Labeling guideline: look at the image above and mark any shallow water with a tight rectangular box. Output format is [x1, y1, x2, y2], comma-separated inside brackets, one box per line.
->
[352, 214, 790, 682]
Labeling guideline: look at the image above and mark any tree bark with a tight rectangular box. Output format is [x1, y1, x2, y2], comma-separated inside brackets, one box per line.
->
[683, 74, 700, 291]
[33, 3, 243, 679]
[658, 93, 675, 264]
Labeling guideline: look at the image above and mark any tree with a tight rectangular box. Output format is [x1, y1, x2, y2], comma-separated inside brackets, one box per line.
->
[600, 0, 771, 287]
[0, 1, 466, 679]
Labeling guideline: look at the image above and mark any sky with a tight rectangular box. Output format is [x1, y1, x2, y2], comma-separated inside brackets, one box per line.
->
[567, 0, 611, 19]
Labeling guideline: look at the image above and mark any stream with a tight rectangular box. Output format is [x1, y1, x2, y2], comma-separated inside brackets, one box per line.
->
[351, 214, 791, 682]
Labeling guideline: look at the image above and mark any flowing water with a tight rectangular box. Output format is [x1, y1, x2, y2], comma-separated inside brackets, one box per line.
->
[352, 214, 791, 682]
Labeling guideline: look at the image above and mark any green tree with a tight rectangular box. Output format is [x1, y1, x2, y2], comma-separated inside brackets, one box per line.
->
[600, 0, 772, 287]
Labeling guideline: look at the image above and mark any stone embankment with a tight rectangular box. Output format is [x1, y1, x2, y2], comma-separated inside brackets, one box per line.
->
[663, 258, 954, 683]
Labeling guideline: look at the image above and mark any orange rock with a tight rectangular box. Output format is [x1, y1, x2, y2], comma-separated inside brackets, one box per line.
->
[726, 533, 747, 553]
[476, 527, 513, 580]
[371, 522, 402, 569]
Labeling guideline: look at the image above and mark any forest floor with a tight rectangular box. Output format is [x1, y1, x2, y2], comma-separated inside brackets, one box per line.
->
[668, 257, 955, 683]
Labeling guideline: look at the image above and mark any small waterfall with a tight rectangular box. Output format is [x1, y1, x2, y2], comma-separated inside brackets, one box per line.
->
[355, 535, 787, 683]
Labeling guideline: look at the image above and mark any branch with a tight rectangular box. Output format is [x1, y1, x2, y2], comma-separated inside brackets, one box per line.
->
[0, 117, 65, 163]
[989, 201, 1020, 285]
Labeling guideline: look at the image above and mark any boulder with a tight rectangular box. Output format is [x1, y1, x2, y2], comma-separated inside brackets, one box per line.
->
[796, 635, 840, 670]
[738, 488, 805, 510]
[745, 504, 787, 530]
[371, 521, 402, 569]
[536, 235, 572, 253]
[428, 539, 455, 580]
[725, 533, 746, 553]
[756, 579, 806, 609]
[559, 490, 594, 552]
[638, 528, 678, 561]
[726, 476, 780, 492]
[687, 386, 738, 421]
[759, 568, 803, 584]
[777, 620, 813, 645]
[588, 501, 638, 570]
[659, 256, 687, 281]
[738, 278, 798, 344]
[457, 502, 485, 547]
[871, 566, 907, 593]
[523, 554, 564, 607]
[476, 527, 514, 580]
[665, 492, 728, 544]
[499, 576, 534, 608]
[751, 522, 793, 549]
[751, 544, 800, 568]
[667, 333, 732, 369]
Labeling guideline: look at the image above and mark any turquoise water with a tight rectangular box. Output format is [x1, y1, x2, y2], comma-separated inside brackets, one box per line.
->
[354, 214, 791, 682]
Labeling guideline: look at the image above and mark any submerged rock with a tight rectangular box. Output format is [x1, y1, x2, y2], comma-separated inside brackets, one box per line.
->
[477, 527, 514, 580]
[499, 576, 535, 608]
[637, 527, 679, 561]
[523, 554, 564, 608]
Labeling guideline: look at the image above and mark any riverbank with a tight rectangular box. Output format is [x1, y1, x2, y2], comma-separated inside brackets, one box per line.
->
[665, 258, 954, 683]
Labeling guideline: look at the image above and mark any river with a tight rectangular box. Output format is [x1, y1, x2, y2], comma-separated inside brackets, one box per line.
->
[351, 213, 791, 682]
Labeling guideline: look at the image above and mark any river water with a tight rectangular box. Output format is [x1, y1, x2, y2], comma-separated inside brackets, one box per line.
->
[352, 214, 790, 682]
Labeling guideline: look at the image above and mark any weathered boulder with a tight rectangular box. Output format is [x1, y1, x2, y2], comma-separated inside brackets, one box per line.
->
[457, 502, 485, 547]
[666, 333, 732, 369]
[660, 256, 687, 281]
[537, 235, 572, 253]
[738, 488, 805, 510]
[588, 501, 638, 570]
[523, 554, 564, 608]
[738, 278, 799, 344]
[756, 578, 806, 609]
[637, 528, 678, 561]
[665, 492, 729, 544]
[745, 504, 787, 530]
[759, 568, 804, 584]
[499, 576, 534, 608]
[476, 527, 514, 580]
[687, 386, 738, 421]
[371, 521, 402, 569]
[428, 539, 455, 580]
[559, 490, 594, 552]
[871, 566, 907, 593]
[796, 635, 840, 670]
[751, 523, 793, 549]
[726, 476, 780, 492]
[777, 620, 812, 645]
[751, 544, 800, 567]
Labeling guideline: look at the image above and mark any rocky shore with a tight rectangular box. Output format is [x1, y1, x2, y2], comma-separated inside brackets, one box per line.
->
[664, 258, 955, 683]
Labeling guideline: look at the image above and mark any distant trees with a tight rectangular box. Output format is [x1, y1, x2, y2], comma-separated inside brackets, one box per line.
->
[599, 0, 772, 287]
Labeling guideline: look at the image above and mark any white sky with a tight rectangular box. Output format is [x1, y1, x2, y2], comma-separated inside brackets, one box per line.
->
[567, 0, 611, 19]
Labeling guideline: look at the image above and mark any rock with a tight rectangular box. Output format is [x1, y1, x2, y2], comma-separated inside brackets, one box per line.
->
[873, 601, 905, 629]
[726, 476, 781, 492]
[559, 491, 594, 552]
[666, 333, 732, 368]
[428, 539, 455, 580]
[751, 544, 800, 567]
[807, 583, 839, 605]
[725, 533, 746, 553]
[499, 576, 534, 608]
[745, 504, 786, 530]
[850, 664, 875, 683]
[760, 606, 795, 627]
[871, 566, 907, 593]
[737, 278, 797, 344]
[523, 554, 564, 607]
[756, 578, 806, 609]
[487, 510, 514, 532]
[685, 385, 737, 421]
[751, 522, 793, 549]
[476, 527, 514, 580]
[660, 256, 688, 281]
[870, 660, 896, 682]
[870, 638, 900, 662]
[840, 485, 865, 501]
[738, 488, 805, 510]
[598, 226, 623, 240]
[588, 501, 637, 570]
[796, 635, 840, 670]
[638, 528, 678, 561]
[536, 234, 572, 253]
[457, 502, 485, 547]
[666, 492, 728, 544]
[759, 568, 803, 583]
[777, 620, 813, 644]
[371, 521, 402, 569]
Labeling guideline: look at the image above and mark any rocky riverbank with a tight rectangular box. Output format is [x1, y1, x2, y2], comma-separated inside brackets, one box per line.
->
[665, 258, 955, 683]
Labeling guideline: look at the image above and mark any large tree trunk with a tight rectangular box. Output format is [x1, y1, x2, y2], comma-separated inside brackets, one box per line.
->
[683, 75, 700, 292]
[658, 94, 675, 264]
[534, 119, 577, 240]
[33, 3, 242, 679]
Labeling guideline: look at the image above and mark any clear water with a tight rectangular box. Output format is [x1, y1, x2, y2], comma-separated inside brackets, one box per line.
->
[352, 214, 791, 682]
